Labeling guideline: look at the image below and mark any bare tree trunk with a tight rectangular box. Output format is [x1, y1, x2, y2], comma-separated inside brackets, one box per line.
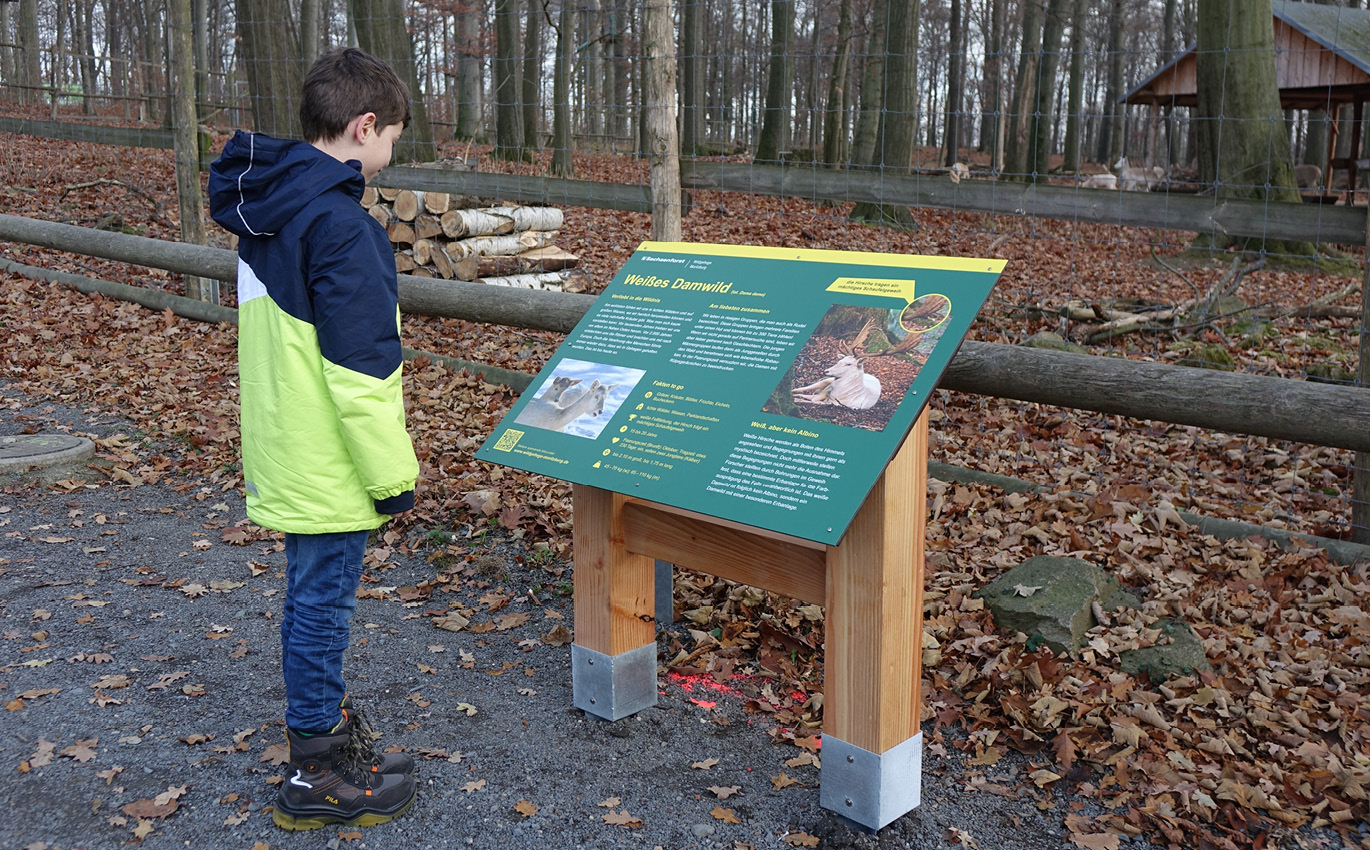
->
[18, 0, 41, 107]
[644, 0, 681, 241]
[492, 0, 526, 160]
[1004, 0, 1043, 180]
[583, 0, 602, 142]
[1162, 0, 1181, 167]
[755, 0, 794, 162]
[851, 0, 885, 168]
[1098, 0, 1125, 163]
[1195, 0, 1306, 255]
[522, 0, 541, 152]
[0, 3, 14, 95]
[1030, 0, 1070, 181]
[680, 0, 704, 154]
[455, 2, 484, 142]
[849, 0, 918, 226]
[822, 0, 854, 167]
[352, 0, 437, 162]
[169, 0, 212, 302]
[943, 0, 964, 167]
[301, 0, 321, 69]
[1061, 0, 1087, 171]
[193, 0, 209, 113]
[549, 0, 575, 177]
[609, 0, 630, 141]
[71, 0, 99, 115]
[238, 0, 302, 136]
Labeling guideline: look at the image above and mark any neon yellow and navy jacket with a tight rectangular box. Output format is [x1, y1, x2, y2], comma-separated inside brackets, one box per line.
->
[208, 131, 417, 533]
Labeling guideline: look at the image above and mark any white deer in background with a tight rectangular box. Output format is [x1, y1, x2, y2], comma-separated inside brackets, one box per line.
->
[792, 318, 927, 410]
[1114, 156, 1166, 192]
[516, 379, 618, 433]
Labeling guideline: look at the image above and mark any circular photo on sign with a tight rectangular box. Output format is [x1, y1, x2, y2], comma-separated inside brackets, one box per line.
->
[899, 293, 952, 335]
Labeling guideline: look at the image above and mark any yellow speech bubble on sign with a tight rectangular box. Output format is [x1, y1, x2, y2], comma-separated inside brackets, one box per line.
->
[827, 277, 917, 305]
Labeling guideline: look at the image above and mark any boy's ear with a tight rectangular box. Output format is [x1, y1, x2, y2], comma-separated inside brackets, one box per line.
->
[351, 112, 379, 143]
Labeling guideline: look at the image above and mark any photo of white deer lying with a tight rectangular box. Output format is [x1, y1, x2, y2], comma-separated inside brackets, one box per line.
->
[791, 316, 936, 410]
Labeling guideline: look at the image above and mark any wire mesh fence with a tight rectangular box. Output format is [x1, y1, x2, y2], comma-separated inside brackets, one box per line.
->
[1, 0, 1367, 543]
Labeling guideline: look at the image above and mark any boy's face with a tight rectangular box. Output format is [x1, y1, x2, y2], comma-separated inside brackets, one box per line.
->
[357, 117, 404, 182]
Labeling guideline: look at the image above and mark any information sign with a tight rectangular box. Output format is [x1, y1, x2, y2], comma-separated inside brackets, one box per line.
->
[476, 242, 1006, 545]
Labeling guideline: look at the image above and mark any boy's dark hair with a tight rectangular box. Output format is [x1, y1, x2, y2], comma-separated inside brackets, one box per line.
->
[300, 47, 411, 143]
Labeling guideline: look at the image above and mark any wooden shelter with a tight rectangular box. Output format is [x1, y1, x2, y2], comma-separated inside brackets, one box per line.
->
[1124, 0, 1370, 191]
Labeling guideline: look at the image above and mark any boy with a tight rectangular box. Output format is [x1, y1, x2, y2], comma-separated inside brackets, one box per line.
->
[208, 47, 420, 831]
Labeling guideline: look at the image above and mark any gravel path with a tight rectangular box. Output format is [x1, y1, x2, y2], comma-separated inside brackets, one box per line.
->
[0, 382, 1102, 850]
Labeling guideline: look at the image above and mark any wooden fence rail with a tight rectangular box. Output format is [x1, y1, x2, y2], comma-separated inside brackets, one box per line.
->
[3, 212, 1370, 454]
[7, 119, 1361, 245]
[0, 116, 174, 149]
[678, 161, 1369, 245]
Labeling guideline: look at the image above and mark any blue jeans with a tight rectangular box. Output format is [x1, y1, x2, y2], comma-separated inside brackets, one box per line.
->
[281, 530, 368, 732]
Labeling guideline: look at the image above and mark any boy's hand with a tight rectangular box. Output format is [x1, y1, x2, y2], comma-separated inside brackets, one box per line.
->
[374, 491, 415, 515]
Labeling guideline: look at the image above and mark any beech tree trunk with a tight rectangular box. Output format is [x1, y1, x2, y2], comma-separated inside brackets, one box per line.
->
[942, 0, 963, 167]
[1005, 0, 1043, 180]
[1030, 0, 1070, 182]
[754, 0, 794, 163]
[238, 0, 302, 137]
[644, 0, 681, 241]
[849, 0, 918, 227]
[300, 0, 320, 69]
[351, 0, 436, 163]
[850, 0, 885, 168]
[549, 0, 576, 177]
[169, 0, 211, 302]
[1061, 0, 1087, 172]
[522, 0, 541, 152]
[1195, 0, 1308, 254]
[0, 4, 14, 98]
[1098, 0, 1125, 163]
[455, 4, 484, 142]
[18, 0, 42, 107]
[822, 0, 854, 167]
[680, 0, 703, 154]
[492, 0, 526, 160]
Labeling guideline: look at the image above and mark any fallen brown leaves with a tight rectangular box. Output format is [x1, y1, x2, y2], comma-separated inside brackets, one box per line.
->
[4, 134, 1369, 850]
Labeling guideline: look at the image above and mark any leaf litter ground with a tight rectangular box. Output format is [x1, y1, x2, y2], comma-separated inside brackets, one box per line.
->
[1, 127, 1368, 849]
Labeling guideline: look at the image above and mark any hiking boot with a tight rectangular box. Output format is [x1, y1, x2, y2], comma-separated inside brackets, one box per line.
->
[339, 694, 416, 776]
[273, 727, 416, 831]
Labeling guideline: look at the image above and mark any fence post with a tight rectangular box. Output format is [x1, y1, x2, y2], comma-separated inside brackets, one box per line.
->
[643, 0, 681, 242]
[1356, 210, 1370, 543]
[168, 0, 213, 304]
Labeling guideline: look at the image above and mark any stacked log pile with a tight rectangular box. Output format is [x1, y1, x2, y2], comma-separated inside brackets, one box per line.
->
[361, 185, 585, 292]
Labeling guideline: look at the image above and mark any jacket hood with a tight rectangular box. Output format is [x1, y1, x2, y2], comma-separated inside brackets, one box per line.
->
[208, 131, 365, 238]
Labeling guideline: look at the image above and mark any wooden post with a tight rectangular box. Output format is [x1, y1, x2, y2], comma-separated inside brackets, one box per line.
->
[823, 413, 925, 750]
[567, 411, 931, 831]
[570, 484, 658, 720]
[1357, 169, 1370, 544]
[819, 412, 927, 829]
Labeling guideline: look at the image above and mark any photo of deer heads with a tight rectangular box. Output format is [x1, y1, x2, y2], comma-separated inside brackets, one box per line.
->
[765, 299, 954, 431]
[513, 358, 643, 439]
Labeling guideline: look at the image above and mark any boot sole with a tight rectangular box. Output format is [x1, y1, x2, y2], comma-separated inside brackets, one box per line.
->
[272, 792, 416, 831]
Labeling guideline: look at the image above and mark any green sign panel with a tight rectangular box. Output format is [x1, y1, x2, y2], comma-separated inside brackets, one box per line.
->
[477, 242, 1006, 545]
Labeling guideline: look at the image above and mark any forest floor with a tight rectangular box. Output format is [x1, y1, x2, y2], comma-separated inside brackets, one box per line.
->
[2, 113, 1370, 849]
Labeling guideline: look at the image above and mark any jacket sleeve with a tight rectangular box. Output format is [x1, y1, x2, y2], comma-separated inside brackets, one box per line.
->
[308, 215, 419, 511]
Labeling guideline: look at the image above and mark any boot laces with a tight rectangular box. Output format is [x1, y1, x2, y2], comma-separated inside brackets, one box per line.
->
[343, 702, 385, 770]
[337, 727, 383, 787]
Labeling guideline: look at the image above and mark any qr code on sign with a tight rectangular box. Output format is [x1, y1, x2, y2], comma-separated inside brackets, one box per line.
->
[492, 429, 524, 452]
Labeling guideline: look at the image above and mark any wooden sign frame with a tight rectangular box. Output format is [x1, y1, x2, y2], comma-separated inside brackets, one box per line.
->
[570, 411, 930, 831]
